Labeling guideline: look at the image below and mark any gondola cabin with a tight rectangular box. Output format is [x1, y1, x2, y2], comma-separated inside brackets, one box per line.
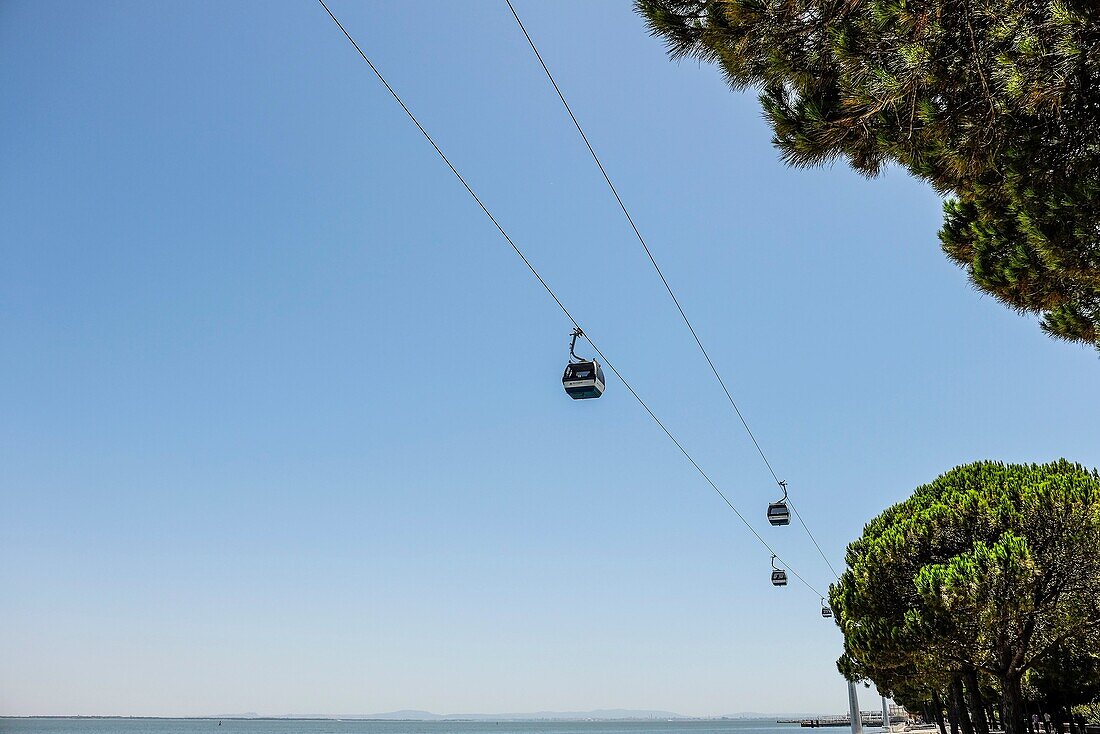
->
[562, 359, 605, 400]
[821, 605, 833, 618]
[771, 569, 788, 586]
[767, 501, 791, 526]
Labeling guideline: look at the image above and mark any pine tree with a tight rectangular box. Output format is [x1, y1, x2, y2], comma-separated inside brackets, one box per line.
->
[829, 461, 1100, 734]
[637, 0, 1100, 347]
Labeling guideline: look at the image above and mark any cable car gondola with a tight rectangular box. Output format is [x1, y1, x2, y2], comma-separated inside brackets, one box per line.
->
[562, 327, 605, 400]
[821, 601, 833, 618]
[767, 480, 790, 526]
[770, 554, 788, 586]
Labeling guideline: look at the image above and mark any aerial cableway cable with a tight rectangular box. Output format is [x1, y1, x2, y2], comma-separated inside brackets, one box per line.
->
[504, 0, 841, 582]
[314, 0, 827, 602]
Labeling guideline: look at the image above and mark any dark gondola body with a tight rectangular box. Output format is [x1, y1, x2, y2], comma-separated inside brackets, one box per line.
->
[562, 359, 605, 400]
[771, 569, 788, 586]
[767, 501, 791, 526]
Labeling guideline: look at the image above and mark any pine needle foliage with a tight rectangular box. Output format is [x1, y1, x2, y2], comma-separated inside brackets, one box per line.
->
[637, 0, 1100, 347]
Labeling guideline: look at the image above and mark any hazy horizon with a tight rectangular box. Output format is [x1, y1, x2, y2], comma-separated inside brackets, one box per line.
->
[1, 710, 847, 720]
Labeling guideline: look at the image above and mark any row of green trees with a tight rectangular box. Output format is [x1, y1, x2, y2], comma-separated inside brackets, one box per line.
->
[637, 0, 1100, 347]
[828, 461, 1100, 734]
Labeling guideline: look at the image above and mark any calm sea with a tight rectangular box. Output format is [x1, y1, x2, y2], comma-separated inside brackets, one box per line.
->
[0, 720, 815, 734]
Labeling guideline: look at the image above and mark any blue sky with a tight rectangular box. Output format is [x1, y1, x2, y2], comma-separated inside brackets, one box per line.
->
[1, 0, 1097, 719]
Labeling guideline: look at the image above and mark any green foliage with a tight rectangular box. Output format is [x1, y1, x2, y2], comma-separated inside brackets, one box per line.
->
[637, 0, 1100, 347]
[827, 461, 1100, 734]
[1073, 700, 1100, 725]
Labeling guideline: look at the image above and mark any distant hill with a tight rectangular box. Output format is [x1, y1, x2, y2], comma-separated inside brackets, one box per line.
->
[281, 710, 688, 721]
[357, 711, 444, 720]
[720, 713, 823, 719]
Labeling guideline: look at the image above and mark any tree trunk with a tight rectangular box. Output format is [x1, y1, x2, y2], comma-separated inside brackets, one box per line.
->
[924, 705, 936, 730]
[965, 670, 990, 734]
[932, 691, 949, 734]
[952, 679, 975, 734]
[1053, 712, 1065, 734]
[947, 686, 962, 734]
[1002, 675, 1026, 734]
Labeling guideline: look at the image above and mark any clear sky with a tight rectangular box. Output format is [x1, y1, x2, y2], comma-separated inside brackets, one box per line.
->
[2, 0, 1097, 719]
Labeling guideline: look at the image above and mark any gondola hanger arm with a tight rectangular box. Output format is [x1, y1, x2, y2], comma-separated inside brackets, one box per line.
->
[568, 327, 587, 363]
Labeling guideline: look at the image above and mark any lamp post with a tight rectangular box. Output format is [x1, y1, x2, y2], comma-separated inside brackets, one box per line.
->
[848, 681, 864, 734]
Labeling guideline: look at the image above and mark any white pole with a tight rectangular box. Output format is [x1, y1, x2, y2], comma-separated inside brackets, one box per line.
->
[849, 681, 864, 734]
[882, 696, 891, 732]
